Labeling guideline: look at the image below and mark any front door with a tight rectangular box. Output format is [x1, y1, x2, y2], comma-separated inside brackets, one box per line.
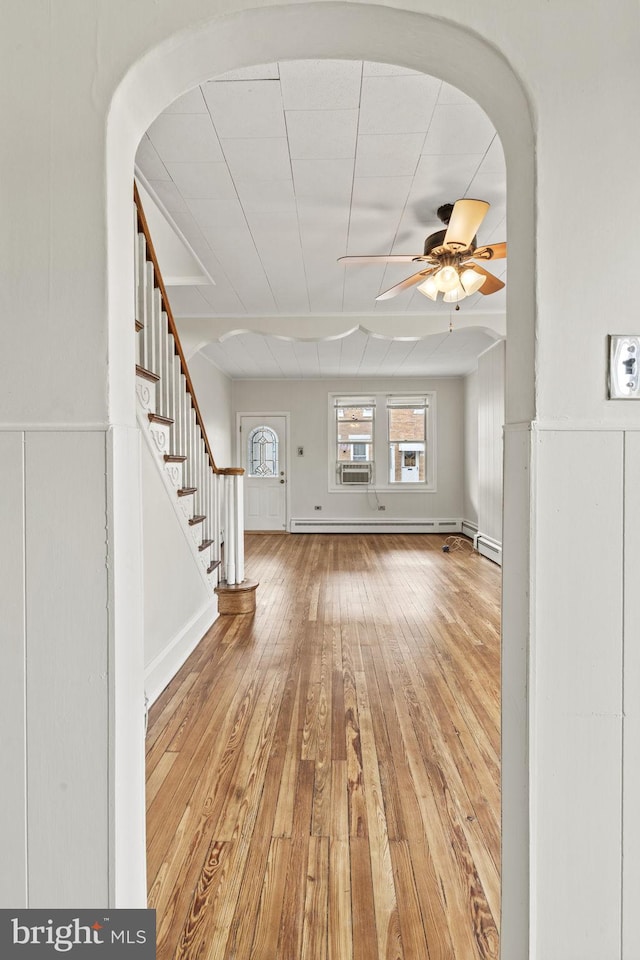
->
[240, 414, 288, 531]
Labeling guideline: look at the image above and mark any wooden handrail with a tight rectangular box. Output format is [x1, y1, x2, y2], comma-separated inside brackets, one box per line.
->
[134, 183, 243, 477]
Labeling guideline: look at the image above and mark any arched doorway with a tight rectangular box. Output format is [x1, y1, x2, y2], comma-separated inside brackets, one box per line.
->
[108, 5, 535, 953]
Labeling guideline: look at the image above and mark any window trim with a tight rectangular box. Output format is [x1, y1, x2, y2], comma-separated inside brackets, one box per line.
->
[328, 391, 437, 493]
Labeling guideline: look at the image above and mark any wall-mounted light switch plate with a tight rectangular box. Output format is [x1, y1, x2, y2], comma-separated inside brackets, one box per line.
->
[608, 335, 640, 399]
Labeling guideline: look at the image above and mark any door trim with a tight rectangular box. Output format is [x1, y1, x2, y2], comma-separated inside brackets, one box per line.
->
[236, 411, 291, 532]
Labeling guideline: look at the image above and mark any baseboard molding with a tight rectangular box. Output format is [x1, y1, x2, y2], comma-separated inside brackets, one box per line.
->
[290, 517, 461, 534]
[145, 600, 218, 706]
[474, 532, 503, 565]
[461, 518, 478, 540]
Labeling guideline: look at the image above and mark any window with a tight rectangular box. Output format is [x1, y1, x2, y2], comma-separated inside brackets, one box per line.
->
[247, 425, 279, 477]
[329, 392, 435, 491]
[335, 397, 375, 466]
[387, 397, 427, 484]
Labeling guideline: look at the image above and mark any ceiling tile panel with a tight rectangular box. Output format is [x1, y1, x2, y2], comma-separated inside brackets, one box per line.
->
[164, 162, 238, 201]
[478, 135, 506, 174]
[341, 264, 388, 311]
[200, 226, 277, 313]
[359, 75, 440, 134]
[437, 81, 475, 106]
[305, 264, 349, 314]
[286, 110, 358, 160]
[195, 283, 245, 315]
[293, 340, 321, 377]
[164, 87, 208, 114]
[355, 133, 425, 178]
[185, 197, 248, 231]
[317, 338, 344, 376]
[136, 136, 171, 181]
[221, 138, 292, 182]
[292, 158, 355, 205]
[147, 114, 224, 163]
[363, 62, 422, 77]
[202, 80, 286, 138]
[279, 60, 362, 110]
[408, 154, 486, 209]
[422, 103, 495, 156]
[164, 286, 215, 316]
[146, 179, 189, 213]
[234, 178, 296, 213]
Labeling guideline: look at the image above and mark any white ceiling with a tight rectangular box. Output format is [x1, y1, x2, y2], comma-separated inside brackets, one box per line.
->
[135, 59, 506, 379]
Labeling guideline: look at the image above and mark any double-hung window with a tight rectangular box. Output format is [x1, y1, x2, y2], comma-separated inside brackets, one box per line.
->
[329, 392, 435, 491]
[335, 397, 375, 465]
[387, 396, 428, 484]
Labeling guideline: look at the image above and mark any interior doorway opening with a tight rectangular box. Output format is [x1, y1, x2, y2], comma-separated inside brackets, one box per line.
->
[109, 4, 534, 951]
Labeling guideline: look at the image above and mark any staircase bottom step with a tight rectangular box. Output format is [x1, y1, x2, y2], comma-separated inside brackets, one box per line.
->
[215, 579, 259, 615]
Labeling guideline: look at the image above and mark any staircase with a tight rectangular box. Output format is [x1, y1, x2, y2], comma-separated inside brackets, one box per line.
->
[133, 185, 250, 597]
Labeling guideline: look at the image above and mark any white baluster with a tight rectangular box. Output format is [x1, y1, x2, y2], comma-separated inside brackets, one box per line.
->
[162, 329, 173, 423]
[204, 463, 211, 542]
[143, 262, 155, 371]
[150, 289, 162, 380]
[153, 304, 165, 414]
[134, 228, 142, 366]
[181, 379, 190, 480]
[225, 475, 236, 585]
[136, 236, 148, 366]
[234, 474, 245, 583]
[212, 473, 221, 575]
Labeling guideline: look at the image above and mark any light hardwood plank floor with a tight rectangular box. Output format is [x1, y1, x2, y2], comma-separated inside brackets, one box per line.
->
[146, 533, 501, 960]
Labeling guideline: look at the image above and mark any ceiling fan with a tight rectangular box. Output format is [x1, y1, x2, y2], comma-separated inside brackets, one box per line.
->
[338, 199, 506, 303]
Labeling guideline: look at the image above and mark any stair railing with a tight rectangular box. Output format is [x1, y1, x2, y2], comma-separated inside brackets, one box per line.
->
[133, 183, 244, 586]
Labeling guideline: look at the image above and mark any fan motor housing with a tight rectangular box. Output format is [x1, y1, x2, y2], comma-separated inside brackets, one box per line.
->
[423, 229, 476, 259]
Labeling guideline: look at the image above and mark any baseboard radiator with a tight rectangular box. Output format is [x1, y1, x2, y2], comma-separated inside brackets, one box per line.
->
[290, 518, 462, 535]
[474, 532, 502, 565]
[461, 519, 478, 540]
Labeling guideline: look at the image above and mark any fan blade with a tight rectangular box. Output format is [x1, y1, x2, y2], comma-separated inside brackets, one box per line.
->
[376, 268, 436, 301]
[470, 241, 507, 261]
[338, 255, 422, 264]
[444, 199, 490, 250]
[467, 263, 505, 295]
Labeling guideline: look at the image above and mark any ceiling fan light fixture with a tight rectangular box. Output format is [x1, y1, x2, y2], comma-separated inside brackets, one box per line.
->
[417, 275, 439, 300]
[460, 267, 487, 296]
[434, 265, 459, 293]
[443, 280, 467, 303]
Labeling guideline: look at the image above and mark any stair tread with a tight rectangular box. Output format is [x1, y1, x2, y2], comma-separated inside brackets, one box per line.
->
[135, 320, 144, 332]
[198, 539, 214, 552]
[189, 515, 206, 526]
[164, 454, 187, 463]
[136, 364, 159, 383]
[177, 487, 197, 497]
[148, 412, 174, 426]
[207, 560, 222, 574]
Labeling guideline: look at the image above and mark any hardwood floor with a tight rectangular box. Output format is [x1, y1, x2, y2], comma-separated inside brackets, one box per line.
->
[146, 533, 501, 960]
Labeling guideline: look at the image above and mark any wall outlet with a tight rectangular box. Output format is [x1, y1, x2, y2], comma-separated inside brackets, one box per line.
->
[378, 505, 386, 511]
[314, 505, 322, 511]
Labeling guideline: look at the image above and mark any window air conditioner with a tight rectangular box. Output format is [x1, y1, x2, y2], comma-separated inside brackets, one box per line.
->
[339, 462, 373, 484]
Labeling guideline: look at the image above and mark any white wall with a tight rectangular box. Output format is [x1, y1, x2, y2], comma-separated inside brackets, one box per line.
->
[188, 351, 234, 469]
[477, 342, 505, 545]
[463, 369, 479, 525]
[232, 377, 464, 520]
[141, 441, 215, 704]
